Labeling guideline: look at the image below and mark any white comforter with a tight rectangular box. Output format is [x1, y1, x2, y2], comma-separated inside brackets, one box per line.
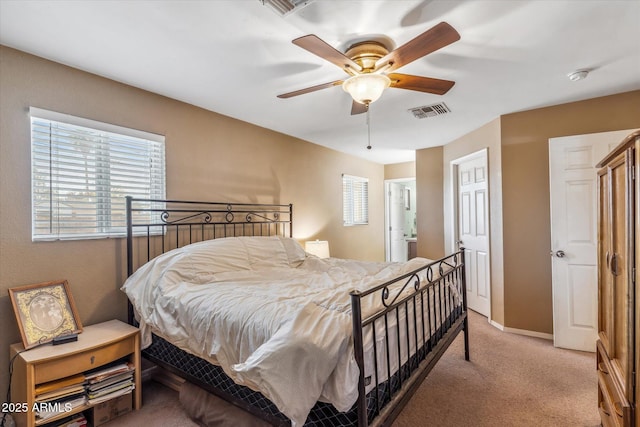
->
[122, 236, 431, 426]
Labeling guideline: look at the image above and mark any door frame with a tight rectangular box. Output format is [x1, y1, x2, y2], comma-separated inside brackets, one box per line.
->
[449, 148, 492, 320]
[384, 177, 415, 262]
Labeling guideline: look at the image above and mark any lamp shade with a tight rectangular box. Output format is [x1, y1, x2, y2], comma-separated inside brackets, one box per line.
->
[305, 240, 330, 258]
[342, 73, 391, 104]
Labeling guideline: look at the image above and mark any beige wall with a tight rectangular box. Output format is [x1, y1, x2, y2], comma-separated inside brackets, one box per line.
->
[500, 90, 640, 333]
[440, 119, 505, 325]
[0, 46, 385, 396]
[415, 147, 445, 259]
[384, 161, 415, 180]
[417, 91, 640, 334]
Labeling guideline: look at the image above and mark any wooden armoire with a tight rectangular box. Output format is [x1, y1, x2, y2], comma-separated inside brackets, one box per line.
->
[596, 130, 639, 427]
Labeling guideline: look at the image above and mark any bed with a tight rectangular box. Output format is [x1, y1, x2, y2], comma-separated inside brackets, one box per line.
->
[122, 197, 469, 427]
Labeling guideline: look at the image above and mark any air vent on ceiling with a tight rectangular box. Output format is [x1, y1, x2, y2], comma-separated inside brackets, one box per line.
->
[260, 0, 316, 16]
[409, 102, 451, 119]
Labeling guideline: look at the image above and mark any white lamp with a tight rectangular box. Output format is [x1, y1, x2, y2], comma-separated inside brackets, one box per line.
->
[342, 73, 391, 104]
[305, 240, 330, 258]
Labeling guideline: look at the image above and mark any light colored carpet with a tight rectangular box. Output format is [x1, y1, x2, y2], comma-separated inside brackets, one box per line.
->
[393, 310, 599, 427]
[103, 380, 198, 427]
[105, 310, 599, 426]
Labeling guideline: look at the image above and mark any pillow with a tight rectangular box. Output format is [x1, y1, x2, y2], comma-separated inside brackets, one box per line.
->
[279, 237, 306, 267]
[123, 237, 252, 292]
[239, 236, 289, 269]
[128, 236, 307, 290]
[183, 237, 251, 273]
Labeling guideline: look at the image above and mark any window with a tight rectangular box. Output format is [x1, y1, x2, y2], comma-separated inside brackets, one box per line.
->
[30, 108, 166, 241]
[343, 174, 369, 226]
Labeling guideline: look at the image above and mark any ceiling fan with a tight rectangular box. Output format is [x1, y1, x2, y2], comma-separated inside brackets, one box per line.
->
[277, 22, 460, 115]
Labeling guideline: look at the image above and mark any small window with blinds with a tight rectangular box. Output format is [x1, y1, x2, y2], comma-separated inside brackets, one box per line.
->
[30, 108, 166, 241]
[343, 174, 369, 226]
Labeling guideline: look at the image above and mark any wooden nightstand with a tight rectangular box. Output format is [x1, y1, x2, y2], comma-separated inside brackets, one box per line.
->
[9, 319, 141, 427]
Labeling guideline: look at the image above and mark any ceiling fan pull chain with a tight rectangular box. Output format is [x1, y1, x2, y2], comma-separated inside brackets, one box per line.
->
[366, 103, 372, 150]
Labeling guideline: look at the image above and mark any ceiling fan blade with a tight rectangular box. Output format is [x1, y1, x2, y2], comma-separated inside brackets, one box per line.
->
[277, 80, 343, 99]
[388, 73, 455, 95]
[350, 101, 368, 115]
[293, 35, 363, 73]
[375, 22, 460, 72]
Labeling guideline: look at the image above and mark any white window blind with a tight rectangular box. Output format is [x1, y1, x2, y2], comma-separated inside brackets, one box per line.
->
[343, 174, 369, 226]
[30, 107, 166, 241]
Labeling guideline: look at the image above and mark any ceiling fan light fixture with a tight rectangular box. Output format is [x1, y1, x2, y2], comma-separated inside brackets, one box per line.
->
[342, 73, 391, 104]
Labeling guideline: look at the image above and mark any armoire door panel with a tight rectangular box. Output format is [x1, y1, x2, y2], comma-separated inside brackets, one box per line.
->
[609, 154, 630, 393]
[597, 168, 614, 355]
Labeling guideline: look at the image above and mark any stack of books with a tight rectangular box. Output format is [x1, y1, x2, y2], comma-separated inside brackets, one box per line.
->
[34, 374, 87, 422]
[84, 362, 135, 405]
[47, 413, 87, 427]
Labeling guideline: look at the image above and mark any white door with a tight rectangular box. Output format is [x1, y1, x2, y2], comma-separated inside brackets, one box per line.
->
[549, 129, 636, 352]
[388, 182, 407, 262]
[456, 151, 491, 317]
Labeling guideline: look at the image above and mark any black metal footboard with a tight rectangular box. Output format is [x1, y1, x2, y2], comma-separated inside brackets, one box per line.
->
[350, 250, 469, 427]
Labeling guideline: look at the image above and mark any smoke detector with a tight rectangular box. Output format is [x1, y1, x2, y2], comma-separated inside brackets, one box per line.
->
[567, 69, 589, 82]
[260, 0, 316, 16]
[409, 102, 451, 119]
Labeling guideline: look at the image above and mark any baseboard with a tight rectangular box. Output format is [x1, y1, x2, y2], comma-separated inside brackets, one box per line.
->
[489, 319, 504, 331]
[489, 319, 553, 340]
[503, 326, 553, 340]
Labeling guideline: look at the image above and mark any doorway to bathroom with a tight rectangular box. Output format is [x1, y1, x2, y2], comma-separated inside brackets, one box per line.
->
[385, 178, 417, 262]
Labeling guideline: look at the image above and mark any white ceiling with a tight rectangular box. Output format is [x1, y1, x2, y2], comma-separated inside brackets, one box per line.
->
[1, 0, 639, 164]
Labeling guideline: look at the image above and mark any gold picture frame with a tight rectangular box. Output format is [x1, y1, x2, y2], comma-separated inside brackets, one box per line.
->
[8, 279, 83, 349]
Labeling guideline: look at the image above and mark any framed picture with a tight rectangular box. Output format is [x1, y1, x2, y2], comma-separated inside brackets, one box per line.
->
[8, 279, 82, 349]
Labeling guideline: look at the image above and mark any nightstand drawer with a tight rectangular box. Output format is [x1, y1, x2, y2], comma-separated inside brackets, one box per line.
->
[34, 335, 136, 384]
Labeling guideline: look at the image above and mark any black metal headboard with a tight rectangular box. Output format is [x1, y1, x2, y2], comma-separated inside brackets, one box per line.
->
[125, 197, 293, 322]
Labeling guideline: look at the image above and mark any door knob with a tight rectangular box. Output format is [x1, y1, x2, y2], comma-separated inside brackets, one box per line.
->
[550, 250, 566, 258]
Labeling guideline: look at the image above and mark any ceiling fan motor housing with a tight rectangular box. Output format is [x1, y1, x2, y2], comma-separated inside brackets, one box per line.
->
[344, 41, 390, 71]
